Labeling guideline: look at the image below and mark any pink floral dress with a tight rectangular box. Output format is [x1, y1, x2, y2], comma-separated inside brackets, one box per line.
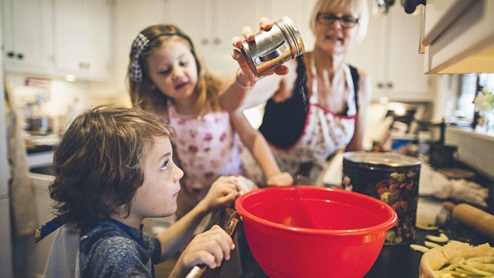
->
[167, 102, 244, 206]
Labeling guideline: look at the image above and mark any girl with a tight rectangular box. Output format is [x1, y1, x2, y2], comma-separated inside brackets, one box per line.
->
[227, 0, 372, 184]
[127, 24, 293, 219]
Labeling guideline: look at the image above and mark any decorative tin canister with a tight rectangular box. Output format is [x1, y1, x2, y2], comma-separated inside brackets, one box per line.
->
[342, 152, 421, 245]
[241, 16, 304, 77]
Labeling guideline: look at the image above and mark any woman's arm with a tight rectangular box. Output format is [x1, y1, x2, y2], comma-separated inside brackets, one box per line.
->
[346, 69, 372, 151]
[230, 111, 293, 186]
[219, 17, 289, 112]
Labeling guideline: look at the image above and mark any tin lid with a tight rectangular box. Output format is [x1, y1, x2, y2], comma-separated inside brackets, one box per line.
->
[343, 152, 421, 167]
[275, 16, 305, 58]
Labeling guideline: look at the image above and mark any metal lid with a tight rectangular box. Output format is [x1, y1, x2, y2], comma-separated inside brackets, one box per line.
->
[275, 16, 305, 58]
[343, 151, 421, 167]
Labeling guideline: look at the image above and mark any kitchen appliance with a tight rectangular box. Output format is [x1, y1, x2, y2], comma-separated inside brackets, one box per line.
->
[235, 186, 397, 278]
[0, 35, 14, 277]
[342, 151, 421, 245]
[241, 16, 304, 77]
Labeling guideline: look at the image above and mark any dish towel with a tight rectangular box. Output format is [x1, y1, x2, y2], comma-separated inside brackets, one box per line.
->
[419, 163, 488, 207]
[5, 84, 39, 236]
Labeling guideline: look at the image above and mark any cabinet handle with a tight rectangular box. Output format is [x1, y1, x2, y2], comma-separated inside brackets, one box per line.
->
[213, 38, 221, 45]
[387, 82, 393, 89]
[377, 82, 384, 88]
[17, 53, 24, 60]
[201, 39, 209, 45]
[403, 0, 426, 14]
[7, 51, 15, 58]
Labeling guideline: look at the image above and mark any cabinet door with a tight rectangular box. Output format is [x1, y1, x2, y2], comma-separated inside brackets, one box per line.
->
[165, 0, 212, 56]
[212, 0, 264, 73]
[347, 10, 388, 101]
[265, 0, 309, 48]
[1, 0, 53, 74]
[112, 0, 167, 93]
[53, 0, 111, 80]
[165, 0, 264, 74]
[348, 5, 430, 102]
[386, 5, 430, 101]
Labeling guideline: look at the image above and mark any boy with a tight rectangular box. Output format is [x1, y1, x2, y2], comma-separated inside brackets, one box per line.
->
[38, 105, 238, 277]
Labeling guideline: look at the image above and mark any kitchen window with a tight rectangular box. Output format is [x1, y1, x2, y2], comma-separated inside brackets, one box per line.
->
[453, 73, 494, 127]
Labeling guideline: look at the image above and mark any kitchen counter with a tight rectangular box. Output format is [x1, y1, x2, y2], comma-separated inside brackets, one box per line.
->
[239, 196, 494, 278]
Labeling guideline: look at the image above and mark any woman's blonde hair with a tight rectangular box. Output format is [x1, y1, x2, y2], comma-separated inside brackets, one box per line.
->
[127, 24, 223, 118]
[309, 0, 369, 44]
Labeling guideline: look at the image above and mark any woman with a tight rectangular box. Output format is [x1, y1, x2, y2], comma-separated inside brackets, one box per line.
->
[224, 0, 372, 184]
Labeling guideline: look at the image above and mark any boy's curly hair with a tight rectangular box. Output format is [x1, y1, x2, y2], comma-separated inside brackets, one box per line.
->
[49, 105, 173, 229]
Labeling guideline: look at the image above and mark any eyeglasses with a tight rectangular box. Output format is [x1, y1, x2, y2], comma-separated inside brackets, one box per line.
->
[317, 13, 359, 28]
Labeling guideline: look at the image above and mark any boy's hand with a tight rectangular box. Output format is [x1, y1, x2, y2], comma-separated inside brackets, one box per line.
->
[266, 172, 294, 186]
[174, 225, 234, 276]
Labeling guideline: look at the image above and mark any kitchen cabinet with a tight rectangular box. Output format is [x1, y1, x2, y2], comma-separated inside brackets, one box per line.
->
[422, 0, 494, 74]
[164, 0, 264, 74]
[347, 4, 431, 102]
[52, 0, 111, 80]
[1, 0, 54, 75]
[111, 0, 168, 94]
[264, 0, 314, 51]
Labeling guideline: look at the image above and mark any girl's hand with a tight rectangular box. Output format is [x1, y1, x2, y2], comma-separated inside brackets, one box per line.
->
[174, 225, 234, 276]
[200, 176, 239, 212]
[231, 17, 289, 87]
[266, 172, 294, 186]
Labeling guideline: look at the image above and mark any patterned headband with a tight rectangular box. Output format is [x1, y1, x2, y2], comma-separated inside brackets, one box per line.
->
[129, 33, 150, 83]
[128, 32, 195, 83]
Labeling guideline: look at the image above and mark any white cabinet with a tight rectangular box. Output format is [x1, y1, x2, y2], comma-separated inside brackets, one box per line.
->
[165, 0, 264, 74]
[111, 0, 168, 94]
[1, 0, 54, 75]
[53, 0, 111, 80]
[347, 4, 430, 102]
[422, 0, 494, 74]
[111, 0, 314, 80]
[1, 0, 111, 80]
[264, 0, 315, 52]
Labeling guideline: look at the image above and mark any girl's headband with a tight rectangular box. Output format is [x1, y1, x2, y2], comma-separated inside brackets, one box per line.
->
[129, 33, 150, 83]
[128, 32, 194, 83]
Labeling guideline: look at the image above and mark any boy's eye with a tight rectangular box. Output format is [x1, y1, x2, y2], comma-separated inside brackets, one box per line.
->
[179, 60, 188, 67]
[161, 159, 169, 170]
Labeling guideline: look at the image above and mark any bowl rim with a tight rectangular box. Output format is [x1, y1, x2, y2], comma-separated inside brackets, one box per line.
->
[235, 185, 398, 236]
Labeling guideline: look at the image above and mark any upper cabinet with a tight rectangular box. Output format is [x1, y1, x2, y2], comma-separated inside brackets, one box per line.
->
[164, 0, 264, 74]
[1, 0, 54, 75]
[422, 0, 494, 74]
[53, 0, 111, 80]
[111, 0, 168, 94]
[1, 0, 111, 81]
[264, 0, 314, 51]
[347, 3, 430, 102]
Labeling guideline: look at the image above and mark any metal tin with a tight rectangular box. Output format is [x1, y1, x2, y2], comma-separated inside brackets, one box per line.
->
[241, 16, 305, 77]
[342, 152, 421, 245]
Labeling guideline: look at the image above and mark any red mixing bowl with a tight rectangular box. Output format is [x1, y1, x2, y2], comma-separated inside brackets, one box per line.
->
[235, 186, 398, 278]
